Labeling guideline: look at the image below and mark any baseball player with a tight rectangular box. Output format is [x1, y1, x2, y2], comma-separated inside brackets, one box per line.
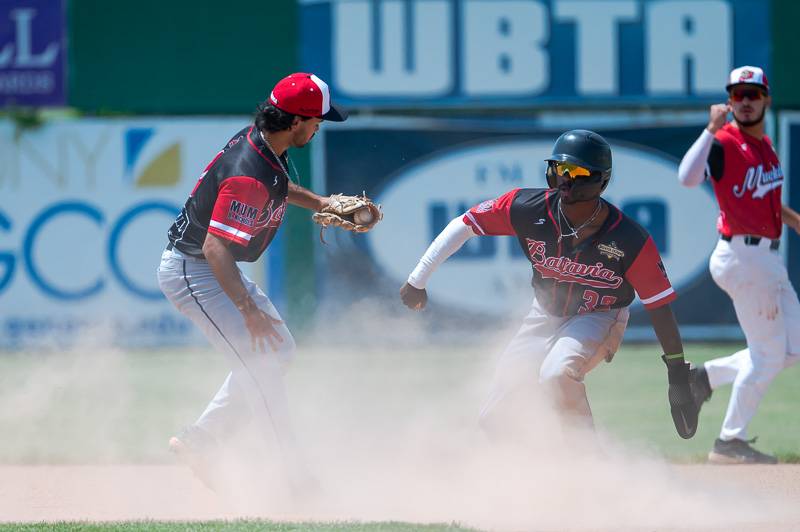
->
[157, 73, 380, 491]
[678, 66, 800, 464]
[401, 130, 699, 440]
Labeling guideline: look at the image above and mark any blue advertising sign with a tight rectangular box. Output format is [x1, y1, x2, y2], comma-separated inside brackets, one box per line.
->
[0, 0, 65, 106]
[300, 0, 770, 108]
[314, 116, 749, 340]
[0, 117, 282, 349]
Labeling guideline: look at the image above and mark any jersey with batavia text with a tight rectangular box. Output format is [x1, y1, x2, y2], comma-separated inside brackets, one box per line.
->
[706, 123, 783, 239]
[167, 125, 288, 262]
[463, 188, 676, 317]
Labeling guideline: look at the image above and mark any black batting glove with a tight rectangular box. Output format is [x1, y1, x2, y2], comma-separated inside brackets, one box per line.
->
[662, 354, 698, 439]
[400, 282, 427, 311]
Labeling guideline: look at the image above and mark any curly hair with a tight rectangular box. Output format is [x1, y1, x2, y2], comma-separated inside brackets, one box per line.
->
[254, 102, 312, 132]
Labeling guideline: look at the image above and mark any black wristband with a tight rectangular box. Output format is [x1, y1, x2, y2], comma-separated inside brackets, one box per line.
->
[662, 354, 689, 384]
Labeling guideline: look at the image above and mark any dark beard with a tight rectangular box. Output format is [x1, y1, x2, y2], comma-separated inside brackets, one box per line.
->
[734, 106, 766, 128]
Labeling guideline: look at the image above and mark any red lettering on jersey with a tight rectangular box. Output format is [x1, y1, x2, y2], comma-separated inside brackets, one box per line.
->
[578, 290, 618, 314]
[256, 199, 287, 229]
[524, 239, 624, 289]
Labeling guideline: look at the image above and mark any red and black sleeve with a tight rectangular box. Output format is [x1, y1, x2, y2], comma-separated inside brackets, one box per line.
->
[462, 188, 520, 236]
[624, 236, 677, 309]
[208, 176, 270, 246]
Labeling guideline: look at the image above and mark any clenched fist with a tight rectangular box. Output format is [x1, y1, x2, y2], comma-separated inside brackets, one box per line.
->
[400, 282, 427, 311]
[707, 103, 731, 134]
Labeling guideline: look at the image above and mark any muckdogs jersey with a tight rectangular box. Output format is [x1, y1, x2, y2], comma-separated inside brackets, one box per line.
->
[707, 122, 783, 239]
[167, 125, 289, 262]
[463, 188, 676, 317]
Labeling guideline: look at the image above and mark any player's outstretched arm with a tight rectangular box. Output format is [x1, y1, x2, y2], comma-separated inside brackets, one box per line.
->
[400, 216, 478, 311]
[287, 182, 328, 211]
[647, 304, 698, 439]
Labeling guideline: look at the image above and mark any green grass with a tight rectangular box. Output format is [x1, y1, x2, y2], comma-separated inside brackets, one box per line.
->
[0, 342, 798, 464]
[0, 344, 798, 530]
[0, 521, 480, 532]
[586, 343, 800, 460]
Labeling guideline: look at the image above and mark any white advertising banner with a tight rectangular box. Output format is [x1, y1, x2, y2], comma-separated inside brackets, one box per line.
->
[0, 116, 265, 349]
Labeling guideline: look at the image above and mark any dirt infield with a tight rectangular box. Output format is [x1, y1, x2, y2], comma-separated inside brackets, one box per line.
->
[1, 464, 798, 530]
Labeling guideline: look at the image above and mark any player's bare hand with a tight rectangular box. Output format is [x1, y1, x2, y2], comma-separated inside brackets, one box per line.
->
[242, 306, 284, 352]
[400, 282, 427, 311]
[707, 103, 731, 133]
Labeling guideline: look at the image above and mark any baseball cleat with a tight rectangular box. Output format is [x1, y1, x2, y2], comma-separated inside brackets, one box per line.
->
[168, 428, 220, 491]
[689, 364, 712, 410]
[708, 437, 778, 464]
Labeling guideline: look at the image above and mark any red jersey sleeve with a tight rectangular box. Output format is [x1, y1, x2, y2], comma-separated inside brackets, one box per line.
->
[462, 188, 520, 236]
[208, 176, 269, 246]
[624, 237, 676, 309]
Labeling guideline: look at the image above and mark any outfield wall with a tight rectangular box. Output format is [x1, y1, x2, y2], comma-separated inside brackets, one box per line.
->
[2, 0, 800, 347]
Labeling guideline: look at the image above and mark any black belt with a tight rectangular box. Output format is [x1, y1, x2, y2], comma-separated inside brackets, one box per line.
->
[721, 234, 779, 250]
[166, 242, 205, 259]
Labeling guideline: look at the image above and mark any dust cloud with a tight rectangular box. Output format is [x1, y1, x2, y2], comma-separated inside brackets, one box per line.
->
[0, 307, 797, 530]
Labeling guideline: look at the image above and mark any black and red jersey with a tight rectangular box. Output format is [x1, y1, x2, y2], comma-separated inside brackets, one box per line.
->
[463, 188, 676, 317]
[706, 123, 783, 239]
[167, 125, 288, 262]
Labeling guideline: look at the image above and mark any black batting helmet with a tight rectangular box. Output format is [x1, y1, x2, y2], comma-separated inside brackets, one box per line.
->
[545, 130, 612, 201]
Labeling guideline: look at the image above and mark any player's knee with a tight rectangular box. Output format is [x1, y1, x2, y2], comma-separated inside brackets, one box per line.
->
[539, 363, 581, 386]
[739, 355, 782, 389]
[540, 368, 586, 409]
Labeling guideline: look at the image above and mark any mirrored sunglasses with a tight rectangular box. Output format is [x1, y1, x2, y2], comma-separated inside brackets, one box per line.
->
[730, 88, 765, 102]
[549, 161, 593, 179]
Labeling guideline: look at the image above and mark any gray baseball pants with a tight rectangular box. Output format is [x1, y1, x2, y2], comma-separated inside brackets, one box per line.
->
[479, 296, 629, 436]
[157, 247, 307, 484]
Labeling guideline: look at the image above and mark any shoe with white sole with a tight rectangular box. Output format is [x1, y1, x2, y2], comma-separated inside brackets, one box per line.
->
[708, 437, 778, 464]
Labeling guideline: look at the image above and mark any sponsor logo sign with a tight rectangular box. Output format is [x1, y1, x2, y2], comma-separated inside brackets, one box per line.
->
[0, 117, 273, 348]
[301, 0, 769, 107]
[0, 0, 66, 106]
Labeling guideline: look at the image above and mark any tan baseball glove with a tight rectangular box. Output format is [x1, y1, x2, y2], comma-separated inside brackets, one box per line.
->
[312, 193, 383, 239]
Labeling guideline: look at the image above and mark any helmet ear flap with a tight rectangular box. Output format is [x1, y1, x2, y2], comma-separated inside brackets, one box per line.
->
[599, 171, 612, 192]
[546, 163, 558, 188]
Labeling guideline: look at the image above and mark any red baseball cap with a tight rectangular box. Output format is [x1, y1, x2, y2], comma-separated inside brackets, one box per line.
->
[269, 73, 348, 122]
[726, 66, 769, 94]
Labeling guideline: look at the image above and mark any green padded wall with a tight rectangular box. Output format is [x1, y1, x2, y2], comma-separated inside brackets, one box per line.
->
[68, 0, 297, 114]
[771, 0, 800, 108]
